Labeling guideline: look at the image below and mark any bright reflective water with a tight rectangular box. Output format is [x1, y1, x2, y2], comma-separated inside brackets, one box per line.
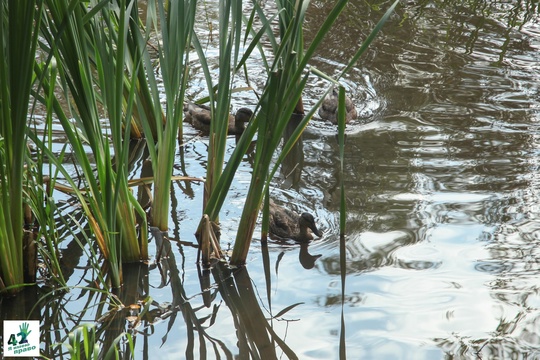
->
[8, 1, 540, 359]
[292, 1, 540, 358]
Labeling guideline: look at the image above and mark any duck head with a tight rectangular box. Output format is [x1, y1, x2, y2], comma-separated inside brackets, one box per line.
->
[299, 212, 322, 239]
[318, 86, 357, 124]
[234, 108, 253, 131]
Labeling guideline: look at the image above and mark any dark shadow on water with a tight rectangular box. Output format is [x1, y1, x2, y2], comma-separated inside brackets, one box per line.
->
[212, 262, 299, 360]
[261, 235, 274, 331]
[299, 243, 322, 270]
[280, 113, 305, 190]
[339, 234, 347, 360]
[152, 228, 301, 358]
[101, 262, 149, 359]
[152, 228, 202, 358]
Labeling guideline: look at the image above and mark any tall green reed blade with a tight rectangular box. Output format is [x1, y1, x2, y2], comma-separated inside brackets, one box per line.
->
[189, 0, 250, 264]
[24, 136, 68, 287]
[337, 86, 347, 360]
[29, 60, 71, 288]
[337, 87, 347, 235]
[96, 0, 149, 262]
[0, 0, 42, 294]
[203, 0, 245, 210]
[193, 5, 275, 225]
[144, 0, 197, 231]
[188, 0, 246, 216]
[130, 0, 168, 144]
[198, 2, 297, 227]
[39, 0, 149, 287]
[122, 0, 165, 140]
[230, 68, 310, 265]
[190, 0, 308, 265]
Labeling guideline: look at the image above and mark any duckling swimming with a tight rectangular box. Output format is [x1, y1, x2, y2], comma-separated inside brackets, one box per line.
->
[318, 87, 357, 124]
[184, 102, 253, 135]
[268, 200, 322, 242]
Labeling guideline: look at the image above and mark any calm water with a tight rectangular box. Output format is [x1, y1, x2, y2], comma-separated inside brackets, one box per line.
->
[5, 1, 540, 359]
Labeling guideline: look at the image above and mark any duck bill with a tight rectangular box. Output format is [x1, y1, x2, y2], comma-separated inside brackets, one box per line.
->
[309, 224, 322, 238]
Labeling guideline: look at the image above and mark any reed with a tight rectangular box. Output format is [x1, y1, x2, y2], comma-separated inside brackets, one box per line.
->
[24, 141, 67, 287]
[123, 1, 166, 140]
[194, 0, 245, 209]
[0, 0, 43, 294]
[141, 0, 197, 231]
[189, 0, 354, 265]
[337, 87, 348, 359]
[38, 0, 149, 287]
[189, 0, 255, 264]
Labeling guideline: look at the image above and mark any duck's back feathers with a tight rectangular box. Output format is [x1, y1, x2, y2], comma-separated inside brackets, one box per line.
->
[269, 206, 298, 237]
[184, 102, 252, 135]
[318, 88, 357, 124]
[268, 201, 321, 242]
[184, 102, 212, 132]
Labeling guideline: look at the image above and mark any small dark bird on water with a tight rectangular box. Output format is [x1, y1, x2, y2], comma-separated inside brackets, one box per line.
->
[318, 87, 357, 124]
[184, 102, 253, 135]
[268, 200, 322, 242]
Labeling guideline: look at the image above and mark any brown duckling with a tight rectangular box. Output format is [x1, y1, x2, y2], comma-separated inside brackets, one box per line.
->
[184, 102, 253, 135]
[318, 87, 357, 124]
[268, 200, 322, 242]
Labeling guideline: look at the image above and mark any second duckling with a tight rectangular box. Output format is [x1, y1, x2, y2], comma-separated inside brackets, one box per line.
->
[318, 87, 357, 124]
[268, 200, 322, 242]
[184, 102, 253, 135]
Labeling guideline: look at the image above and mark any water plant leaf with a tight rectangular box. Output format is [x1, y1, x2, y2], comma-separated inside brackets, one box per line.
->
[0, 0, 43, 293]
[145, 0, 197, 230]
[273, 302, 304, 319]
[337, 86, 347, 235]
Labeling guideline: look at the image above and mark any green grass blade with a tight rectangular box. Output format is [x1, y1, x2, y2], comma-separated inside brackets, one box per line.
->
[0, 0, 42, 293]
[149, 0, 196, 230]
[337, 87, 347, 234]
[37, 0, 155, 287]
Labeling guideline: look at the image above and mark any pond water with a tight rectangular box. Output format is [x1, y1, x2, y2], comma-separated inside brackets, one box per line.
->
[4, 0, 540, 359]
